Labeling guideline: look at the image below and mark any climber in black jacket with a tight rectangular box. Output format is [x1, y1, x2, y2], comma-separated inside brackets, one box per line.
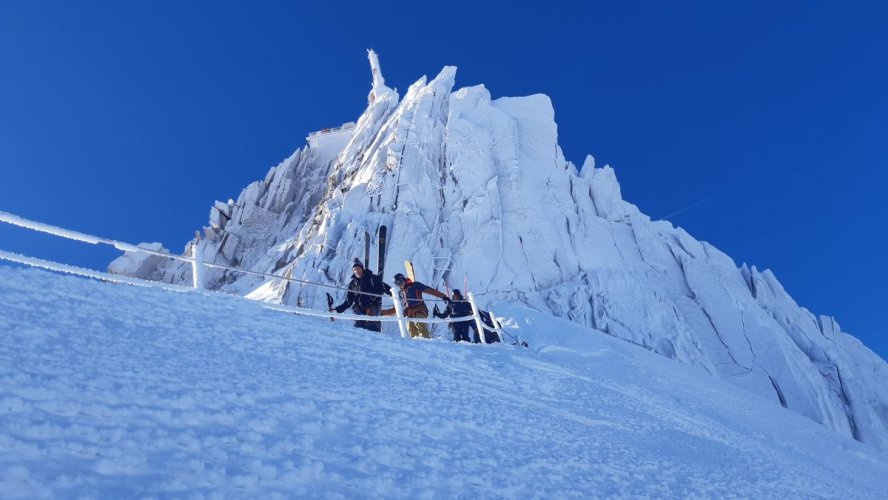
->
[332, 258, 391, 332]
[433, 289, 500, 343]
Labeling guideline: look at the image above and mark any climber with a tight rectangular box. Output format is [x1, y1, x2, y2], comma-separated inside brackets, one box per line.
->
[432, 289, 473, 342]
[475, 309, 502, 344]
[382, 273, 449, 339]
[331, 258, 391, 332]
[433, 289, 501, 344]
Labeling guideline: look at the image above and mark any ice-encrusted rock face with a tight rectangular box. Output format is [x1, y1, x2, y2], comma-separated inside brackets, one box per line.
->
[110, 52, 888, 451]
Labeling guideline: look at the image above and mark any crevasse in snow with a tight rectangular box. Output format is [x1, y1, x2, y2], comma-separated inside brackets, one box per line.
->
[110, 52, 888, 452]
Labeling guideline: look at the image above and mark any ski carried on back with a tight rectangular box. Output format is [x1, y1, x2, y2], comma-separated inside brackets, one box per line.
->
[377, 225, 387, 276]
[364, 231, 371, 272]
[404, 260, 416, 282]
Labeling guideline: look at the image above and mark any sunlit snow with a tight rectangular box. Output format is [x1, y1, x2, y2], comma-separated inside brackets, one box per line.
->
[2, 264, 887, 497]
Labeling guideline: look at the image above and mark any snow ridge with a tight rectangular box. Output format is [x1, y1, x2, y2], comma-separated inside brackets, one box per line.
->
[110, 53, 888, 452]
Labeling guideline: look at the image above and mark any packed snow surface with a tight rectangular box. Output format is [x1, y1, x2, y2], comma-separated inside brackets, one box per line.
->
[2, 264, 887, 497]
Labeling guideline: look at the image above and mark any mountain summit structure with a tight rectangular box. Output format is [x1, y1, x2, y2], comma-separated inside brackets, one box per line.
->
[110, 52, 888, 452]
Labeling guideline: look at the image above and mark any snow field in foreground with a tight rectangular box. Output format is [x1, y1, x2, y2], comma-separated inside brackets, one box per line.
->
[1, 264, 886, 498]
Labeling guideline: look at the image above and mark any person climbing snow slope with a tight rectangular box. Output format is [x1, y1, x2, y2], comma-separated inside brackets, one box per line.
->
[382, 273, 449, 339]
[332, 258, 390, 332]
[434, 289, 500, 343]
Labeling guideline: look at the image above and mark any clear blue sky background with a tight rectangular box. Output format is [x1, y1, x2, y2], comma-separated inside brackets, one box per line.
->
[2, 1, 886, 358]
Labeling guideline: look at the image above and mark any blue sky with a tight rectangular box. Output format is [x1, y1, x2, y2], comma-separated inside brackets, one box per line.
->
[1, 1, 886, 359]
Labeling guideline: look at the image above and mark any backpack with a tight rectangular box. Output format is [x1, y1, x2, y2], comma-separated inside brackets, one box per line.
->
[478, 310, 501, 343]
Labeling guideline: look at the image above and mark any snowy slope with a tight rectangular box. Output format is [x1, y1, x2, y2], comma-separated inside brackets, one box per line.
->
[2, 264, 888, 497]
[110, 51, 888, 453]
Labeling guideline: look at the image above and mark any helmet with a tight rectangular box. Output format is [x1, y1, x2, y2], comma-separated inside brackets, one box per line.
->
[451, 289, 462, 299]
[393, 273, 406, 285]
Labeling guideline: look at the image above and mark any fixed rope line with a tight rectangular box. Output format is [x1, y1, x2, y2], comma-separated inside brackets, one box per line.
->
[0, 249, 195, 294]
[0, 249, 508, 334]
[0, 210, 483, 307]
[199, 261, 394, 300]
[0, 210, 458, 303]
[0, 210, 400, 301]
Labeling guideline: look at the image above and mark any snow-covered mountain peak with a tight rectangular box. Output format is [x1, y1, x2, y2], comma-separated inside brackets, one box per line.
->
[110, 51, 888, 453]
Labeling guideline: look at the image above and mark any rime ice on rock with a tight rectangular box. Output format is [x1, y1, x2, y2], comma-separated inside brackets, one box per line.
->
[109, 51, 888, 452]
[107, 242, 172, 281]
[367, 48, 386, 98]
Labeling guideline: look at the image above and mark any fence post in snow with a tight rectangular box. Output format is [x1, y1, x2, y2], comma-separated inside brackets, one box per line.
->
[391, 291, 409, 338]
[467, 292, 488, 344]
[191, 239, 205, 290]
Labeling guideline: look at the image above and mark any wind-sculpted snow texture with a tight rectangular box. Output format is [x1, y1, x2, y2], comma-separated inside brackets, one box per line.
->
[109, 53, 888, 451]
[3, 265, 888, 497]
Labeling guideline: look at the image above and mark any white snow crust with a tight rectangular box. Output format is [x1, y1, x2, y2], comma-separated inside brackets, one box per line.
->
[108, 54, 888, 452]
[3, 264, 888, 497]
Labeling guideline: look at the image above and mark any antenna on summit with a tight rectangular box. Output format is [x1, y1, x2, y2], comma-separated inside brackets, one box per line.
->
[367, 49, 386, 102]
